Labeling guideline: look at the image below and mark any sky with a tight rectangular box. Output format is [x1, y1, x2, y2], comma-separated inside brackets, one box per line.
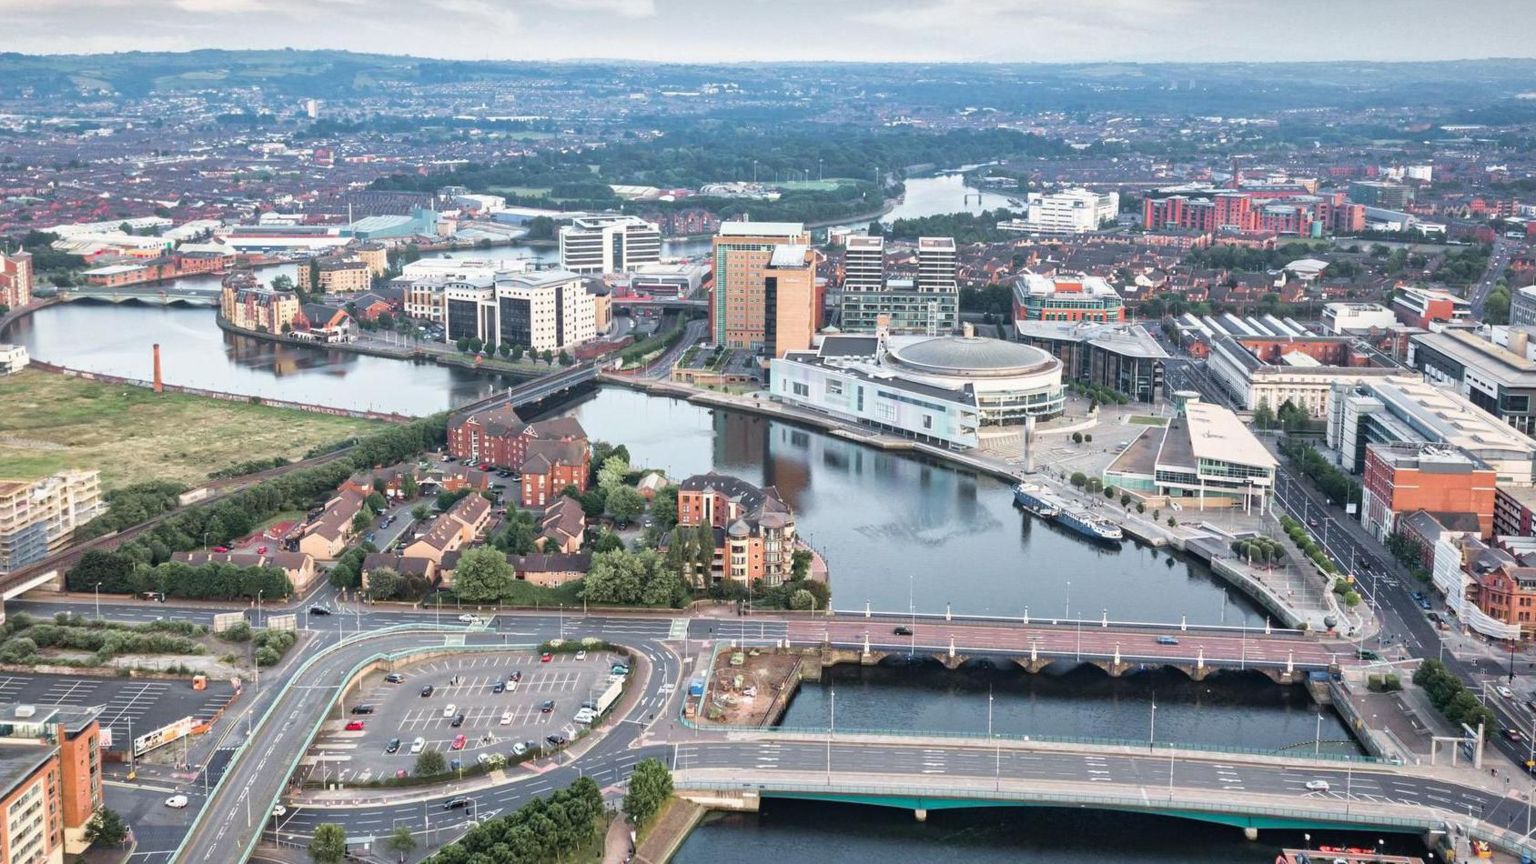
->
[2, 0, 1534, 63]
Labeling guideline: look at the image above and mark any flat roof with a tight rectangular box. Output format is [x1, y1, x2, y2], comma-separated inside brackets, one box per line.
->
[768, 244, 811, 267]
[718, 221, 805, 238]
[1365, 379, 1536, 456]
[1014, 320, 1167, 360]
[1413, 329, 1536, 383]
[1185, 402, 1277, 469]
[0, 745, 53, 797]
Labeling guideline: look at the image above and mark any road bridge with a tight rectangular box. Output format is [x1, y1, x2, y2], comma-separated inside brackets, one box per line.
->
[56, 285, 221, 306]
[449, 360, 598, 417]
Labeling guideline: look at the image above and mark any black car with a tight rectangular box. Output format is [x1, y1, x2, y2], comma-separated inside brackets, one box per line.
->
[545, 734, 566, 747]
[309, 605, 332, 616]
[893, 625, 913, 636]
[384, 673, 405, 684]
[509, 670, 523, 683]
[443, 797, 471, 810]
[385, 738, 401, 754]
[540, 700, 555, 713]
[420, 685, 435, 697]
[493, 681, 505, 693]
[451, 713, 466, 728]
[350, 704, 375, 715]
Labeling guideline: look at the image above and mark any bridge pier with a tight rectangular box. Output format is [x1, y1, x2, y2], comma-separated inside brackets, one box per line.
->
[936, 653, 967, 671]
[1177, 664, 1211, 682]
[1012, 657, 1053, 674]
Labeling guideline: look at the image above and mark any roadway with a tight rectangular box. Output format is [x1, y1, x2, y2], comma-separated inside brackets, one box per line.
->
[1470, 236, 1521, 316]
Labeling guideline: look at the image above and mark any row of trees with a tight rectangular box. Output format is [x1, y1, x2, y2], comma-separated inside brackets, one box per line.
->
[430, 775, 604, 864]
[1279, 516, 1340, 577]
[76, 481, 186, 540]
[68, 553, 292, 601]
[65, 418, 445, 587]
[1277, 438, 1362, 509]
[1413, 659, 1498, 739]
[581, 548, 691, 607]
[1251, 399, 1318, 434]
[453, 336, 570, 366]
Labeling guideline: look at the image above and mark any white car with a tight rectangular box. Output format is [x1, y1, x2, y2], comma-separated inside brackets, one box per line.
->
[272, 805, 288, 818]
[1304, 780, 1331, 792]
[457, 614, 479, 624]
[442, 703, 457, 718]
[1497, 685, 1515, 699]
[166, 794, 189, 809]
[575, 650, 586, 660]
[409, 737, 426, 754]
[500, 710, 513, 726]
[573, 708, 596, 725]
[511, 742, 528, 757]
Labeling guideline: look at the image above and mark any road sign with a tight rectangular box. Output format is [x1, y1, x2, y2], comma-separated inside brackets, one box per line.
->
[267, 613, 297, 632]
[212, 612, 245, 633]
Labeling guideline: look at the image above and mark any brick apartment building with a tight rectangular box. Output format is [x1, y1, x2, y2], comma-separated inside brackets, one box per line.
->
[1360, 442, 1496, 542]
[447, 407, 590, 506]
[0, 705, 103, 864]
[676, 472, 796, 587]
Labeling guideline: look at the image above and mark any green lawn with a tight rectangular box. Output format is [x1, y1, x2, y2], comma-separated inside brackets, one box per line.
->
[1127, 415, 1169, 427]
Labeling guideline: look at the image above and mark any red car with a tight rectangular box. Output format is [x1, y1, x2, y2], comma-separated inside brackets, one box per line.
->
[344, 720, 366, 731]
[212, 546, 230, 553]
[540, 653, 552, 663]
[451, 734, 467, 751]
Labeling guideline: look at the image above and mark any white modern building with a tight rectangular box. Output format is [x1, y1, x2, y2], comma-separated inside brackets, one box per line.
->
[916, 236, 957, 294]
[558, 215, 662, 274]
[1206, 334, 1406, 418]
[1104, 400, 1276, 513]
[0, 344, 29, 375]
[1004, 188, 1120, 235]
[440, 270, 596, 352]
[1321, 302, 1397, 334]
[769, 332, 1064, 449]
[842, 235, 885, 293]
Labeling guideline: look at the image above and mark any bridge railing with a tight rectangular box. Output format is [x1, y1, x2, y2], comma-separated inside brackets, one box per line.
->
[833, 608, 1313, 639]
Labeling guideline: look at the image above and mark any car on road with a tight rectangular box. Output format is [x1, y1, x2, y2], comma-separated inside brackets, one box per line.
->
[541, 652, 553, 663]
[385, 673, 405, 684]
[166, 795, 190, 809]
[451, 734, 467, 750]
[1504, 728, 1525, 743]
[1306, 518, 1318, 528]
[511, 742, 528, 756]
[501, 710, 514, 725]
[451, 713, 466, 728]
[444, 797, 471, 810]
[893, 626, 913, 636]
[1156, 636, 1179, 645]
[420, 684, 435, 697]
[309, 605, 332, 616]
[409, 737, 426, 754]
[212, 546, 230, 553]
[1304, 780, 1330, 792]
[385, 738, 401, 754]
[344, 720, 366, 731]
[442, 703, 457, 718]
[457, 613, 480, 624]
[1498, 685, 1516, 700]
[493, 680, 505, 694]
[541, 700, 555, 713]
[546, 734, 567, 747]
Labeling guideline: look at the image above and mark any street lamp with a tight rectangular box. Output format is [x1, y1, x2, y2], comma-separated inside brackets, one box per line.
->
[1315, 713, 1323, 757]
[1148, 698, 1157, 750]
[94, 582, 101, 621]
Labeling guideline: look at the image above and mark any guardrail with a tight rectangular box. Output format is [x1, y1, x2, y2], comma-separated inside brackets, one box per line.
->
[834, 607, 1313, 638]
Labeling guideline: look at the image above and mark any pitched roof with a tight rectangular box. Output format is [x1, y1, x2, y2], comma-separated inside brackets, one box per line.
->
[520, 438, 587, 475]
[362, 552, 435, 578]
[541, 496, 586, 541]
[528, 416, 586, 441]
[509, 552, 592, 573]
[453, 403, 525, 437]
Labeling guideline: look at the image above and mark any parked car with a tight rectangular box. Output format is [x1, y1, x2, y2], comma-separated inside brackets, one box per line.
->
[493, 681, 505, 694]
[442, 703, 457, 718]
[574, 708, 596, 725]
[545, 734, 566, 747]
[344, 720, 366, 731]
[501, 710, 514, 726]
[385, 738, 401, 754]
[451, 734, 467, 751]
[511, 742, 529, 756]
[385, 673, 405, 684]
[451, 713, 466, 728]
[272, 805, 287, 818]
[575, 650, 587, 661]
[409, 737, 426, 754]
[420, 684, 435, 697]
[541, 700, 555, 713]
[610, 664, 629, 676]
[541, 652, 553, 663]
[509, 670, 523, 683]
[350, 704, 375, 714]
[212, 546, 230, 553]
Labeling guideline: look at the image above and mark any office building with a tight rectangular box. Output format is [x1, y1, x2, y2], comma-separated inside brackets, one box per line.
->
[1410, 328, 1536, 435]
[709, 222, 814, 354]
[1012, 272, 1125, 323]
[837, 235, 958, 335]
[1015, 188, 1120, 235]
[296, 256, 371, 294]
[1, 250, 32, 309]
[676, 472, 797, 588]
[439, 270, 596, 353]
[1327, 378, 1536, 484]
[1393, 287, 1470, 328]
[916, 236, 957, 295]
[1104, 400, 1276, 514]
[0, 471, 103, 574]
[1349, 180, 1415, 210]
[1510, 287, 1536, 328]
[0, 705, 103, 864]
[558, 215, 662, 274]
[1321, 303, 1397, 334]
[1014, 320, 1167, 403]
[1360, 442, 1496, 542]
[769, 331, 1064, 449]
[1207, 333, 1405, 417]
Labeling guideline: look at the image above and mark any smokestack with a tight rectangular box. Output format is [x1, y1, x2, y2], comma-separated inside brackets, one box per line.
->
[152, 344, 163, 393]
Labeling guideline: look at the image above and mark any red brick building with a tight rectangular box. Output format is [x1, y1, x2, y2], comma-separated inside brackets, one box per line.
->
[1360, 442, 1495, 542]
[448, 406, 590, 506]
[676, 472, 797, 587]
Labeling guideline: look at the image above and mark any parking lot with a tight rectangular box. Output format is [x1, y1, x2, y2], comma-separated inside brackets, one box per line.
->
[306, 650, 626, 783]
[0, 672, 236, 754]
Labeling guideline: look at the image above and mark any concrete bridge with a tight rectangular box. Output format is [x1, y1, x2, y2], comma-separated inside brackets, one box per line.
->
[669, 736, 1532, 857]
[451, 360, 599, 416]
[56, 285, 221, 306]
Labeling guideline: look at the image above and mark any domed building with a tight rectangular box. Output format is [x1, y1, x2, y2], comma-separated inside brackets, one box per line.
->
[768, 330, 1064, 449]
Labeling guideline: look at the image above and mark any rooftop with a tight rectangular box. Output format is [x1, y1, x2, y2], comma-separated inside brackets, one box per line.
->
[1014, 320, 1167, 360]
[1185, 402, 1277, 469]
[886, 335, 1056, 377]
[717, 221, 805, 239]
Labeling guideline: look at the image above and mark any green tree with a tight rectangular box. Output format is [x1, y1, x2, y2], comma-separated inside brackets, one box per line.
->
[649, 487, 679, 531]
[411, 503, 430, 521]
[366, 566, 402, 600]
[624, 758, 673, 828]
[1252, 399, 1275, 430]
[1069, 472, 1087, 488]
[606, 486, 646, 525]
[270, 274, 295, 292]
[597, 454, 631, 492]
[558, 349, 573, 366]
[401, 475, 419, 499]
[309, 823, 348, 864]
[791, 549, 813, 580]
[789, 588, 816, 610]
[541, 349, 554, 365]
[385, 825, 417, 863]
[453, 547, 515, 602]
[84, 807, 129, 847]
[414, 748, 446, 775]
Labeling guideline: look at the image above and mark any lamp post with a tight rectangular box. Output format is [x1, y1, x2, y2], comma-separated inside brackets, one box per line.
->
[1148, 698, 1157, 750]
[1315, 713, 1323, 757]
[94, 582, 101, 621]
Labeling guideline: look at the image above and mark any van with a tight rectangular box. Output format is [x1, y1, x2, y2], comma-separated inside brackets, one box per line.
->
[442, 703, 457, 718]
[409, 737, 426, 754]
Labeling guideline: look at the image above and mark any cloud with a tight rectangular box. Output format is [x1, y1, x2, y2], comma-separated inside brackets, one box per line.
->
[534, 0, 655, 17]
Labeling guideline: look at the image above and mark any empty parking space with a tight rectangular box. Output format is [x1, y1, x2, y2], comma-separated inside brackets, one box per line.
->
[0, 671, 238, 751]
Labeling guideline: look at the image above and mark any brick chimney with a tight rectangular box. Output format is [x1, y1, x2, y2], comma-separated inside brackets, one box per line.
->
[152, 343, 163, 393]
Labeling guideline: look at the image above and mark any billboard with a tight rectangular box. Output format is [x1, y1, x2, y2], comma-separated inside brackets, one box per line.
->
[267, 613, 297, 632]
[133, 716, 195, 757]
[212, 612, 245, 634]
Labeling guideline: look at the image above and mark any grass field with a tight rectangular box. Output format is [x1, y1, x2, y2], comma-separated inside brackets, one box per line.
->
[0, 369, 381, 490]
[773, 178, 858, 192]
[1127, 415, 1170, 426]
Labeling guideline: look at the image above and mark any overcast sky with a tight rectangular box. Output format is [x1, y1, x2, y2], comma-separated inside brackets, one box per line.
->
[3, 0, 1533, 62]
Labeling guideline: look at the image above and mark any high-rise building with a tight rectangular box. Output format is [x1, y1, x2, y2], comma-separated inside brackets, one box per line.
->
[710, 221, 812, 351]
[916, 236, 956, 294]
[0, 471, 103, 574]
[1349, 180, 1415, 210]
[841, 235, 885, 292]
[0, 250, 32, 310]
[436, 271, 596, 353]
[558, 215, 662, 274]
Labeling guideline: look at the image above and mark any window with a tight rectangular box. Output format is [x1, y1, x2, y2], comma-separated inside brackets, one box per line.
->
[826, 379, 844, 396]
[791, 382, 810, 397]
[923, 415, 933, 430]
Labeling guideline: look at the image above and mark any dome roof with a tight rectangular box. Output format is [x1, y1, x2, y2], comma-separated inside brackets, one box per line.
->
[886, 336, 1055, 378]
